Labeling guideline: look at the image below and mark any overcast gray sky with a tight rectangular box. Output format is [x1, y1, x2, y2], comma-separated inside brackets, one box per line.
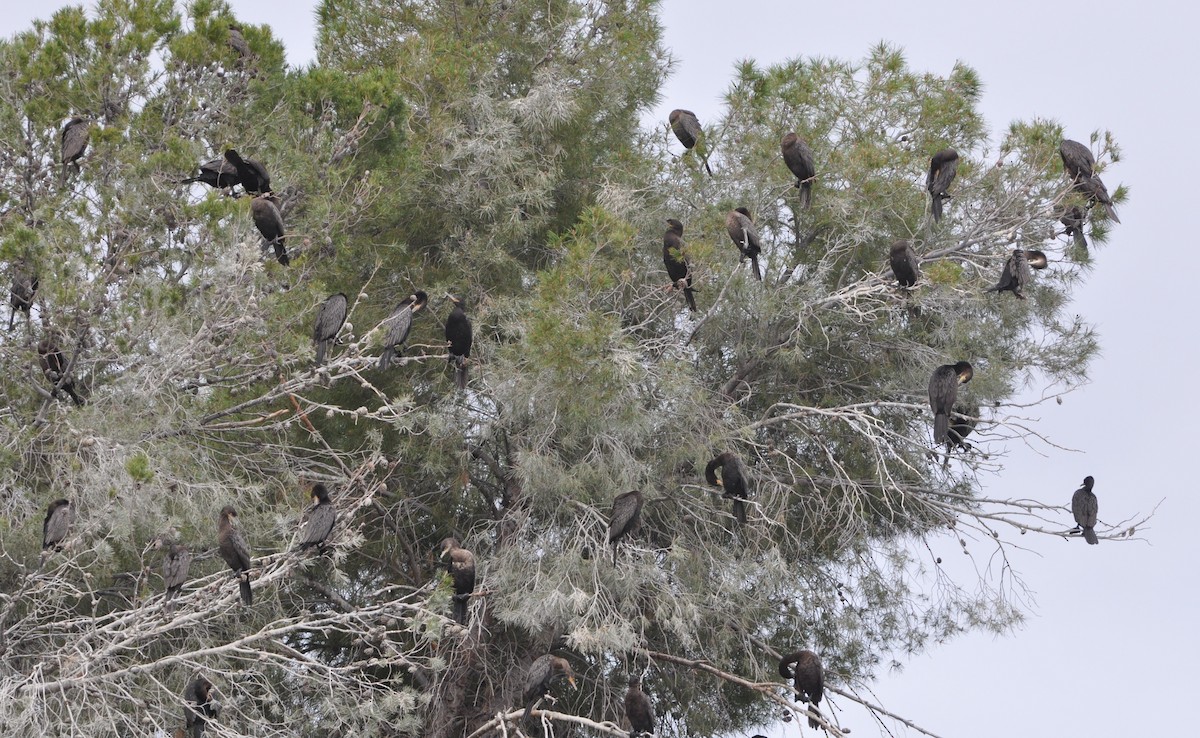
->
[2, 1, 1192, 736]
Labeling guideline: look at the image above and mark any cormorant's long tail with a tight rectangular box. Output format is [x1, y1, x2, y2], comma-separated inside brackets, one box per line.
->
[808, 704, 821, 730]
[273, 240, 290, 266]
[750, 257, 762, 282]
[315, 340, 328, 367]
[64, 384, 84, 407]
[799, 181, 812, 209]
[701, 154, 713, 177]
[931, 194, 943, 223]
[1072, 228, 1088, 252]
[378, 346, 395, 372]
[455, 356, 469, 389]
[7, 310, 14, 331]
[933, 413, 949, 444]
[1103, 202, 1120, 224]
[453, 595, 468, 625]
[1083, 527, 1098, 545]
[733, 499, 746, 525]
[684, 287, 697, 312]
[239, 575, 253, 605]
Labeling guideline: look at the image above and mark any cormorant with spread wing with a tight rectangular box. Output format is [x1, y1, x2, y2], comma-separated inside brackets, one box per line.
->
[522, 655, 577, 722]
[60, 117, 90, 184]
[624, 676, 655, 737]
[183, 675, 219, 738]
[926, 148, 958, 222]
[38, 338, 84, 406]
[250, 193, 288, 265]
[1071, 476, 1099, 545]
[608, 490, 645, 565]
[928, 361, 973, 444]
[217, 506, 253, 605]
[889, 240, 920, 287]
[726, 208, 763, 281]
[180, 157, 240, 191]
[663, 218, 696, 311]
[986, 249, 1047, 299]
[313, 293, 348, 366]
[296, 484, 337, 551]
[445, 293, 473, 390]
[440, 537, 476, 625]
[224, 149, 270, 195]
[377, 291, 428, 370]
[781, 132, 816, 208]
[779, 650, 824, 729]
[668, 109, 713, 176]
[9, 268, 37, 330]
[42, 498, 73, 551]
[705, 452, 749, 525]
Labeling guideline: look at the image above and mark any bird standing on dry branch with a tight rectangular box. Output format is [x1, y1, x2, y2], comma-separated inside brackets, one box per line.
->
[624, 676, 655, 737]
[927, 148, 958, 222]
[663, 218, 696, 311]
[440, 537, 476, 625]
[928, 361, 974, 444]
[1071, 476, 1099, 545]
[668, 109, 713, 176]
[377, 291, 428, 370]
[159, 538, 192, 602]
[183, 675, 219, 738]
[60, 117, 90, 185]
[608, 490, 645, 565]
[217, 506, 253, 605]
[8, 267, 37, 330]
[986, 249, 1047, 299]
[726, 208, 763, 281]
[250, 194, 288, 265]
[705, 452, 750, 525]
[38, 338, 84, 406]
[313, 293, 348, 366]
[781, 132, 816, 208]
[522, 655, 577, 723]
[779, 650, 824, 729]
[296, 484, 337, 551]
[445, 293, 473, 390]
[42, 498, 73, 551]
[889, 240, 920, 288]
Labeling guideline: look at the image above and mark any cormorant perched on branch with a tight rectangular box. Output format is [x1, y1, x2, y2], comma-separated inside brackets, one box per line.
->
[217, 506, 252, 605]
[705, 452, 749, 525]
[38, 338, 84, 406]
[624, 676, 655, 737]
[986, 249, 1047, 299]
[313, 293, 348, 366]
[440, 537, 476, 625]
[779, 650, 824, 729]
[42, 498, 73, 551]
[250, 194, 288, 265]
[928, 361, 973, 444]
[179, 157, 240, 191]
[444, 293, 473, 390]
[781, 132, 815, 208]
[60, 117, 90, 185]
[183, 675, 219, 738]
[946, 405, 978, 453]
[8, 268, 37, 330]
[158, 538, 192, 601]
[296, 484, 337, 551]
[227, 23, 251, 60]
[1059, 139, 1095, 181]
[377, 291, 428, 370]
[1071, 476, 1099, 545]
[522, 655, 577, 722]
[1059, 205, 1088, 252]
[608, 490, 645, 565]
[663, 218, 696, 311]
[726, 208, 763, 281]
[668, 109, 713, 176]
[889, 240, 920, 287]
[224, 149, 270, 195]
[1075, 174, 1121, 223]
[926, 148, 958, 222]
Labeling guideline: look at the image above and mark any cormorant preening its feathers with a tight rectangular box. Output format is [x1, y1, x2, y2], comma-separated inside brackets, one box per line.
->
[9, 268, 37, 330]
[986, 249, 1047, 299]
[224, 149, 270, 195]
[726, 208, 763, 281]
[927, 148, 959, 223]
[522, 655, 577, 722]
[297, 484, 337, 551]
[928, 361, 973, 444]
[1060, 140, 1120, 223]
[60, 117, 90, 185]
[781, 132, 816, 208]
[889, 240, 920, 288]
[38, 339, 84, 406]
[179, 157, 240, 190]
[668, 109, 713, 176]
[779, 650, 824, 729]
[183, 675, 219, 738]
[705, 452, 749, 525]
[608, 490, 645, 565]
[1071, 476, 1099, 545]
[440, 537, 476, 625]
[444, 294, 473, 390]
[1060, 205, 1089, 252]
[159, 539, 193, 601]
[313, 293, 348, 366]
[250, 194, 288, 265]
[42, 498, 73, 551]
[217, 506, 253, 605]
[624, 677, 655, 737]
[377, 291, 428, 370]
[663, 218, 697, 311]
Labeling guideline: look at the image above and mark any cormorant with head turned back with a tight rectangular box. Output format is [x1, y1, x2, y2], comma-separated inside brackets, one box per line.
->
[624, 676, 655, 737]
[928, 361, 973, 444]
[224, 149, 270, 195]
[705, 452, 749, 525]
[183, 675, 219, 738]
[440, 537, 476, 625]
[42, 498, 73, 551]
[663, 218, 696, 311]
[445, 293, 473, 390]
[779, 650, 824, 729]
[377, 291, 428, 370]
[986, 249, 1047, 299]
[668, 109, 713, 176]
[217, 506, 252, 605]
[522, 654, 577, 723]
[889, 240, 920, 288]
[726, 208, 763, 281]
[927, 148, 958, 222]
[250, 194, 288, 265]
[38, 338, 84, 406]
[313, 293, 348, 366]
[781, 132, 816, 208]
[60, 117, 90, 185]
[608, 490, 645, 565]
[9, 267, 37, 330]
[1071, 476, 1099, 545]
[296, 484, 337, 551]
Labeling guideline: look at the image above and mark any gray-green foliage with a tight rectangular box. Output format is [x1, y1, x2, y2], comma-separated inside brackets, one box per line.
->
[0, 2, 1135, 737]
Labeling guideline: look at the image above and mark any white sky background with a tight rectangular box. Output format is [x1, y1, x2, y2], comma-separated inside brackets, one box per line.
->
[1, 0, 1194, 736]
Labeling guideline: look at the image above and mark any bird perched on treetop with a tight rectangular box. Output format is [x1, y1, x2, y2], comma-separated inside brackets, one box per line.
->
[217, 506, 253, 605]
[928, 361, 973, 444]
[1059, 139, 1120, 223]
[781, 132, 816, 208]
[1071, 476, 1099, 545]
[889, 240, 920, 288]
[705, 452, 750, 525]
[927, 148, 958, 223]
[440, 537, 476, 625]
[296, 484, 337, 551]
[60, 117, 90, 185]
[986, 249, 1047, 299]
[377, 291, 429, 371]
[779, 650, 824, 729]
[726, 208, 763, 281]
[663, 218, 696, 312]
[313, 293, 348, 366]
[668, 109, 713, 176]
[444, 293, 473, 390]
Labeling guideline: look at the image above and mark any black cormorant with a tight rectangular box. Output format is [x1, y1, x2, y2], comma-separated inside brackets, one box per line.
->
[663, 218, 696, 312]
[781, 132, 816, 208]
[1059, 205, 1088, 251]
[38, 338, 84, 406]
[1059, 139, 1095, 182]
[445, 294, 473, 390]
[889, 240, 920, 288]
[159, 539, 192, 601]
[217, 506, 252, 605]
[726, 208, 763, 281]
[668, 109, 713, 176]
[224, 149, 270, 195]
[8, 268, 37, 330]
[1071, 476, 1099, 545]
[946, 404, 978, 453]
[1075, 174, 1120, 223]
[522, 654, 577, 722]
[927, 148, 959, 222]
[705, 452, 749, 525]
[377, 291, 429, 370]
[608, 490, 645, 565]
[296, 484, 337, 551]
[183, 675, 219, 738]
[624, 676, 655, 737]
[986, 249, 1047, 299]
[42, 498, 73, 551]
[928, 361, 973, 444]
[313, 293, 348, 366]
[779, 650, 824, 729]
[180, 157, 240, 191]
[60, 117, 90, 184]
[250, 194, 288, 265]
[440, 537, 476, 625]
[227, 23, 251, 59]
